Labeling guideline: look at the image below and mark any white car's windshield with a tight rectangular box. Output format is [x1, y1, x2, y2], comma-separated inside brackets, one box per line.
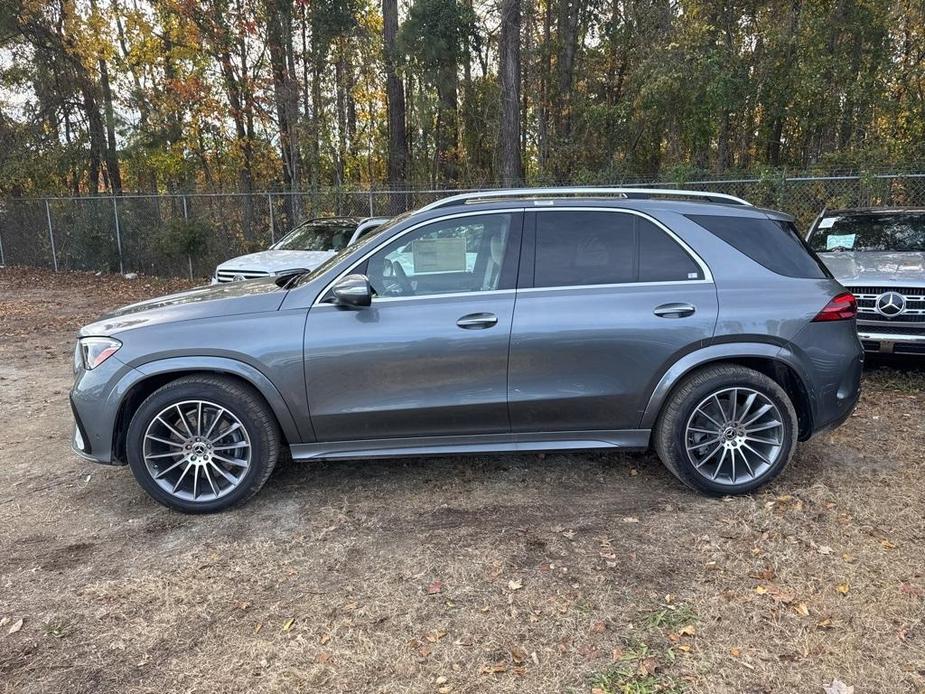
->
[809, 212, 925, 252]
[294, 211, 413, 286]
[272, 221, 356, 252]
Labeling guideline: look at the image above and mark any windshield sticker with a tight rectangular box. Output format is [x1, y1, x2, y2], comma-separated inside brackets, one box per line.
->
[412, 238, 467, 273]
[818, 217, 839, 229]
[826, 234, 856, 250]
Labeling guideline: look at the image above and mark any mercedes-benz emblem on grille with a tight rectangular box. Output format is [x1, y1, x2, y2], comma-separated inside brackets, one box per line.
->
[875, 291, 906, 317]
[232, 273, 246, 282]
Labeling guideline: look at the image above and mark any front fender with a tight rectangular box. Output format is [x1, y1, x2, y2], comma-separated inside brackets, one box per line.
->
[639, 341, 812, 429]
[129, 356, 306, 445]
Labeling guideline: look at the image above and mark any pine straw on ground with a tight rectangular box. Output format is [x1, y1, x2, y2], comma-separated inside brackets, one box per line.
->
[0, 266, 923, 694]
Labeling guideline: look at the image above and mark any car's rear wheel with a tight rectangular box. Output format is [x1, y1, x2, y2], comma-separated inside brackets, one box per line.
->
[126, 375, 279, 513]
[654, 364, 798, 495]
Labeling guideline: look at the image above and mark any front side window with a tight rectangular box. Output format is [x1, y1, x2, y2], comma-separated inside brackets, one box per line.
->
[533, 211, 703, 287]
[365, 214, 513, 298]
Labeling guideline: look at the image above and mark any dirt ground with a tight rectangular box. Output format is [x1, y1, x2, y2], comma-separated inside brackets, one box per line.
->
[0, 266, 923, 694]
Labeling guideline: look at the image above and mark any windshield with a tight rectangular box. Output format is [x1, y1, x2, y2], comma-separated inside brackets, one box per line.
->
[809, 212, 925, 253]
[293, 211, 413, 287]
[272, 221, 356, 252]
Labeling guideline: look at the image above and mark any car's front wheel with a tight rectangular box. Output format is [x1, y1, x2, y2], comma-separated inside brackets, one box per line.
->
[654, 364, 798, 495]
[126, 375, 280, 513]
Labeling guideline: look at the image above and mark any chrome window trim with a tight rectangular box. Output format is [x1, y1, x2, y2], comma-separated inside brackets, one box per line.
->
[312, 206, 713, 306]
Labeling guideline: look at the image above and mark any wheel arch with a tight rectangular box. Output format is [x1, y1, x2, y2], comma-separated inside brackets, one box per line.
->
[112, 357, 303, 463]
[640, 343, 815, 440]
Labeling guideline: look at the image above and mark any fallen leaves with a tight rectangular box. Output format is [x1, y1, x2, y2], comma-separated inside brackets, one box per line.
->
[835, 583, 850, 595]
[425, 579, 443, 595]
[507, 579, 523, 591]
[754, 583, 795, 604]
[8, 618, 23, 635]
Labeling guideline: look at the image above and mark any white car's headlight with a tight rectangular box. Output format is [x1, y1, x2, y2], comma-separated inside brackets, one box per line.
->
[79, 337, 122, 370]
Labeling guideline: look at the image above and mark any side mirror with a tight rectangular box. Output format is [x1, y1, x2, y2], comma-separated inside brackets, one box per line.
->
[332, 274, 372, 307]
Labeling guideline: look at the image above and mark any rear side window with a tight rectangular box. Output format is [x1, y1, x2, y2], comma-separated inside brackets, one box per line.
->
[687, 214, 830, 279]
[533, 211, 705, 287]
[534, 211, 635, 287]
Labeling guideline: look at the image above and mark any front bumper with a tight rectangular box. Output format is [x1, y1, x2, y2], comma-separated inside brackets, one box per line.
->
[70, 355, 138, 465]
[857, 325, 925, 355]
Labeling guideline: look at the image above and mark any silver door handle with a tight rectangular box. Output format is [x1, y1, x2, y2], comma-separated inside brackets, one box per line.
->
[456, 312, 498, 329]
[654, 303, 696, 318]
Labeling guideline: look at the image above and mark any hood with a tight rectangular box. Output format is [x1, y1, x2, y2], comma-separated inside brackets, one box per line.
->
[818, 251, 925, 286]
[79, 277, 288, 337]
[216, 249, 336, 274]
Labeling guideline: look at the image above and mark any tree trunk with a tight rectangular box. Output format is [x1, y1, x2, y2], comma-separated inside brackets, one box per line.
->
[435, 63, 460, 184]
[266, 0, 302, 225]
[383, 0, 409, 211]
[499, 0, 523, 186]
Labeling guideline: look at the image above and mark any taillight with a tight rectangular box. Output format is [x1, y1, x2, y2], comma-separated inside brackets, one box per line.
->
[813, 292, 857, 322]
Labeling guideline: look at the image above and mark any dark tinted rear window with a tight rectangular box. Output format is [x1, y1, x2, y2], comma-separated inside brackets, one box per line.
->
[534, 211, 635, 287]
[687, 214, 830, 279]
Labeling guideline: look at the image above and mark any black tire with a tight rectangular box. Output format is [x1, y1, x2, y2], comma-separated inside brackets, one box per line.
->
[654, 364, 798, 495]
[126, 375, 280, 513]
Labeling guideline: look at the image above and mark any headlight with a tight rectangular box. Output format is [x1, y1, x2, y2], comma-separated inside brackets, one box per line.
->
[79, 337, 122, 370]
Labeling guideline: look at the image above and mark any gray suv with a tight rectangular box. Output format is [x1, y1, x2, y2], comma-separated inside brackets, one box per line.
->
[71, 188, 863, 512]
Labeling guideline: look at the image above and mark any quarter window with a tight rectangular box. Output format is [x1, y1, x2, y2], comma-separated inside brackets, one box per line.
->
[688, 214, 830, 279]
[365, 214, 513, 298]
[638, 218, 704, 282]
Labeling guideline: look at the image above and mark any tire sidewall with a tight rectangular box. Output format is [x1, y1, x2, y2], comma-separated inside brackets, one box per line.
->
[662, 369, 798, 495]
[126, 380, 274, 513]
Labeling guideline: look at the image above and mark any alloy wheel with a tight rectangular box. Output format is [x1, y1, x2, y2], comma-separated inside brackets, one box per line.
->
[142, 400, 251, 502]
[684, 387, 784, 486]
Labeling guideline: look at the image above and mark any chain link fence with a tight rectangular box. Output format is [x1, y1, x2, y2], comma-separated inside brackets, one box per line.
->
[2, 174, 925, 279]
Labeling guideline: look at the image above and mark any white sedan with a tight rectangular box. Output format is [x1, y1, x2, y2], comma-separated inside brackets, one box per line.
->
[212, 217, 388, 284]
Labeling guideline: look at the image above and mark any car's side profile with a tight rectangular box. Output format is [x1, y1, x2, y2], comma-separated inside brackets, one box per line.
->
[71, 188, 864, 512]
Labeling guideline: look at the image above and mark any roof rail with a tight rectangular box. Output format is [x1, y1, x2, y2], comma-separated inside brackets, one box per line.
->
[416, 186, 752, 213]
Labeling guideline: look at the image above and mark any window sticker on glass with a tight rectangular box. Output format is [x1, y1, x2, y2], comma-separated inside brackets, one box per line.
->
[826, 233, 856, 250]
[818, 217, 840, 229]
[412, 238, 467, 272]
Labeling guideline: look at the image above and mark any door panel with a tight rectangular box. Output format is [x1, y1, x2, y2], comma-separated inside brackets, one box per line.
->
[304, 210, 524, 442]
[305, 293, 515, 440]
[508, 283, 718, 431]
[508, 209, 717, 433]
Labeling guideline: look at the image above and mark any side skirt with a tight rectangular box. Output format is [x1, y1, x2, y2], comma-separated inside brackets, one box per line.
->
[289, 429, 651, 461]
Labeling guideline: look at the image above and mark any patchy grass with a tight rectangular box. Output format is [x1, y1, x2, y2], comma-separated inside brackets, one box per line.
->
[1, 266, 924, 693]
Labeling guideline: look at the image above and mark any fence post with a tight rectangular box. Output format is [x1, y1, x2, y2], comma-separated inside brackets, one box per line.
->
[181, 196, 192, 280]
[0, 215, 5, 266]
[111, 195, 124, 275]
[267, 192, 275, 243]
[368, 188, 374, 216]
[44, 200, 58, 272]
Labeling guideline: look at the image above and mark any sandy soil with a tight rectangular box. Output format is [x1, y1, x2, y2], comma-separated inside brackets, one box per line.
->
[1, 266, 923, 693]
